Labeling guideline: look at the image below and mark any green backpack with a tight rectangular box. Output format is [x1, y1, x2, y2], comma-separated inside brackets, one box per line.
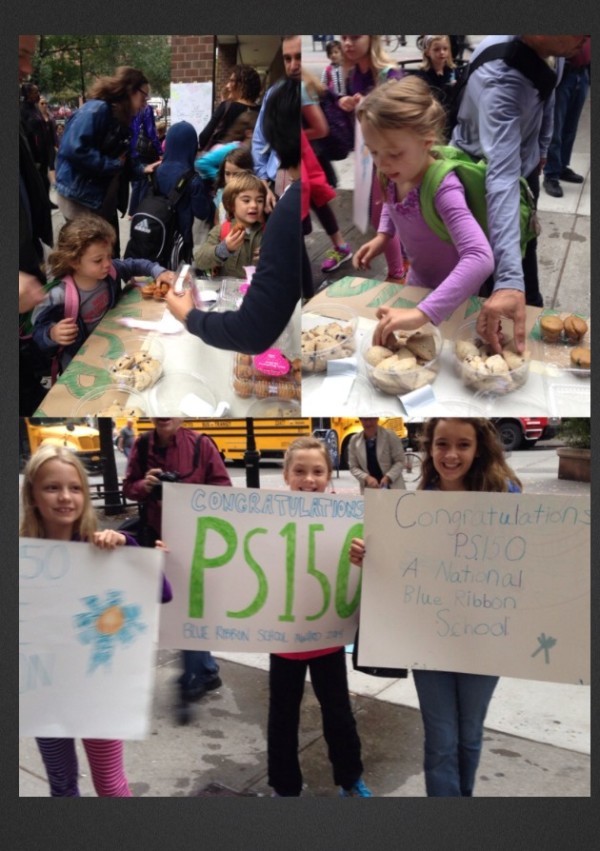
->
[419, 145, 539, 257]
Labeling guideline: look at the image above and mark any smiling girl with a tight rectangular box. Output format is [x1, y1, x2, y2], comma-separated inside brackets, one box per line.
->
[20, 445, 137, 796]
[31, 214, 174, 374]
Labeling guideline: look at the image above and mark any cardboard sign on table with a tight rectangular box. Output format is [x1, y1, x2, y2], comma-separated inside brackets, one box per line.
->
[158, 483, 363, 653]
[358, 489, 590, 684]
[19, 538, 163, 739]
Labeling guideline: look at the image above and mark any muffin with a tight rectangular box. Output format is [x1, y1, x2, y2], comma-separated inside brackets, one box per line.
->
[539, 315, 564, 343]
[563, 315, 588, 344]
[570, 347, 590, 369]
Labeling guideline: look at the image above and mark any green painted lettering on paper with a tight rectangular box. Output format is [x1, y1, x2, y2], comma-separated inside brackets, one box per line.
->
[278, 522, 297, 622]
[335, 523, 363, 618]
[189, 516, 237, 618]
[227, 527, 269, 618]
[326, 276, 383, 298]
[306, 524, 330, 621]
[56, 362, 111, 398]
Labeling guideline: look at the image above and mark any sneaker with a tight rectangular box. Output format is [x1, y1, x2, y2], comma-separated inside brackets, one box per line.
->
[204, 675, 222, 692]
[340, 777, 373, 797]
[321, 243, 352, 273]
[543, 177, 563, 198]
[560, 167, 584, 184]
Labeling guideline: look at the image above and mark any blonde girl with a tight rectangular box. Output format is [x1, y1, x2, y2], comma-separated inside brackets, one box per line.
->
[20, 444, 135, 796]
[268, 436, 371, 797]
[352, 76, 494, 339]
[416, 35, 457, 109]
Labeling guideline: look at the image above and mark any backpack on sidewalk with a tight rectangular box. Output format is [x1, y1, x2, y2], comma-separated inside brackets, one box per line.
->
[125, 169, 195, 270]
[420, 146, 540, 257]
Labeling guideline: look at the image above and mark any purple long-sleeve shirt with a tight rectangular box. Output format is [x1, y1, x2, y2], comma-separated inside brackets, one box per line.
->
[377, 171, 494, 325]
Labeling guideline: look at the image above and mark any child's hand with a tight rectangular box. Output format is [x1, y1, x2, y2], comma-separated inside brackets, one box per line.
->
[349, 537, 366, 567]
[154, 539, 170, 551]
[373, 307, 428, 346]
[50, 317, 78, 346]
[353, 235, 387, 272]
[156, 270, 176, 288]
[164, 287, 194, 324]
[93, 529, 126, 549]
[338, 95, 357, 112]
[224, 226, 246, 253]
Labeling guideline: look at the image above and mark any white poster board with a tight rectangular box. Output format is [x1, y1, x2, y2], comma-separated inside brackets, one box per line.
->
[169, 81, 213, 138]
[358, 490, 590, 684]
[159, 483, 363, 652]
[352, 117, 372, 234]
[19, 539, 163, 739]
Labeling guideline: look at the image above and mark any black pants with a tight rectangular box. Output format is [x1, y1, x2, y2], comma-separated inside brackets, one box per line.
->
[267, 649, 363, 796]
[479, 168, 543, 307]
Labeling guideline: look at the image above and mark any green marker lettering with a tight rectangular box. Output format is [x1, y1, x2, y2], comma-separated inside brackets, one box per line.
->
[227, 527, 269, 618]
[335, 523, 363, 617]
[189, 516, 237, 618]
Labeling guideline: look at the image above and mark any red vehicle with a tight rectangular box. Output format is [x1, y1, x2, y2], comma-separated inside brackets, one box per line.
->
[491, 417, 561, 452]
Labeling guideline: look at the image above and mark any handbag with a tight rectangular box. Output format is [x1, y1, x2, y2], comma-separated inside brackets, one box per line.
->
[319, 90, 355, 161]
[351, 628, 408, 679]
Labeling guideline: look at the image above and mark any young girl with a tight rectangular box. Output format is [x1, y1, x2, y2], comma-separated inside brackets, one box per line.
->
[20, 445, 139, 796]
[321, 40, 345, 96]
[415, 35, 457, 108]
[193, 171, 265, 278]
[338, 35, 407, 282]
[268, 436, 371, 798]
[350, 418, 521, 797]
[31, 214, 175, 374]
[352, 76, 494, 340]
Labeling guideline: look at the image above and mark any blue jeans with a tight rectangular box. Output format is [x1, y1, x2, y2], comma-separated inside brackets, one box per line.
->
[179, 651, 219, 695]
[412, 669, 499, 796]
[544, 67, 590, 180]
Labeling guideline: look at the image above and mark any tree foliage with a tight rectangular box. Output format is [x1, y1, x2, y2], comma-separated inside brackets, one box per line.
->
[32, 35, 171, 105]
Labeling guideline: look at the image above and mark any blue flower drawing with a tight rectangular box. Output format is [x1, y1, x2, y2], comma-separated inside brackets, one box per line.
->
[73, 590, 147, 673]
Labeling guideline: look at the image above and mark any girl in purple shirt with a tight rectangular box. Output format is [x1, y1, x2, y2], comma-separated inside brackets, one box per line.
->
[338, 35, 407, 282]
[352, 76, 494, 342]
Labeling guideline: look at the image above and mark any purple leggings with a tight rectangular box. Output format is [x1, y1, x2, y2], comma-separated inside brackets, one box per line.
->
[35, 737, 132, 797]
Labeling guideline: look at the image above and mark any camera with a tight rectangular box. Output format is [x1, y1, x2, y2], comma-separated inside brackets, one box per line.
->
[150, 471, 180, 500]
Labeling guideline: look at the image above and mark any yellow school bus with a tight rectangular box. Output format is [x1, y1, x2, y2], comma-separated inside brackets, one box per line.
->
[20, 418, 102, 471]
[112, 416, 406, 467]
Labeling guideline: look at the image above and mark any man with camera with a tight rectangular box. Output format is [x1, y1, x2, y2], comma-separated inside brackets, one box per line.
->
[123, 418, 232, 723]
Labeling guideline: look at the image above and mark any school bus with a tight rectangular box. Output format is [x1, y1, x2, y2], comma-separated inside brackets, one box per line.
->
[112, 416, 406, 468]
[20, 418, 102, 471]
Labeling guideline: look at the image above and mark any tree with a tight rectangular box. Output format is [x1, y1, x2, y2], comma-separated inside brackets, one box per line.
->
[33, 35, 171, 105]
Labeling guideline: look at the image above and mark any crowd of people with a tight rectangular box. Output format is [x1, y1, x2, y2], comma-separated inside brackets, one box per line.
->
[18, 35, 305, 416]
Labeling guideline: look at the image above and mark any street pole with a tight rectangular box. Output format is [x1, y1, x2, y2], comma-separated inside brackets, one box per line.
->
[244, 418, 261, 488]
[98, 419, 122, 515]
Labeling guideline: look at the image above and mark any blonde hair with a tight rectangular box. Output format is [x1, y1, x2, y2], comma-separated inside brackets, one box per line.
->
[417, 418, 522, 493]
[421, 35, 456, 71]
[356, 76, 447, 194]
[48, 214, 116, 278]
[20, 445, 97, 540]
[222, 171, 266, 218]
[284, 436, 332, 477]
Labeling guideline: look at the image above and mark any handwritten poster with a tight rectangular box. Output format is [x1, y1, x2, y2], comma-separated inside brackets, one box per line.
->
[358, 490, 590, 684]
[19, 539, 163, 739]
[352, 117, 372, 234]
[170, 82, 213, 138]
[159, 483, 363, 652]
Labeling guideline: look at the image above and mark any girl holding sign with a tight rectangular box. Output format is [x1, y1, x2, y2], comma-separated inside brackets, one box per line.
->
[351, 418, 521, 797]
[19, 445, 154, 797]
[268, 436, 372, 798]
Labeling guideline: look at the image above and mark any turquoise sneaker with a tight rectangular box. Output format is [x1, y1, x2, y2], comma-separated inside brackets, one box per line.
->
[339, 777, 373, 797]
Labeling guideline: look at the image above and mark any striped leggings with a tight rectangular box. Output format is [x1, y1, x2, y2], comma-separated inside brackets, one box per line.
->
[35, 737, 132, 797]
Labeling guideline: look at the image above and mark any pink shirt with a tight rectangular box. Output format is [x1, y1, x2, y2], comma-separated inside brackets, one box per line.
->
[377, 171, 494, 325]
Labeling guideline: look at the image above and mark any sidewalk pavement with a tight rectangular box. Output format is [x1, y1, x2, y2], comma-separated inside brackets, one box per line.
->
[19, 457, 590, 797]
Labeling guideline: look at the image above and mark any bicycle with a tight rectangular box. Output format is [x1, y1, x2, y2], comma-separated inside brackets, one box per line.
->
[402, 448, 422, 483]
[383, 35, 407, 52]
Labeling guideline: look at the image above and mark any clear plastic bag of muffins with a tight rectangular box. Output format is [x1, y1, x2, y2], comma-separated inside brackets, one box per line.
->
[532, 311, 591, 373]
[232, 350, 302, 401]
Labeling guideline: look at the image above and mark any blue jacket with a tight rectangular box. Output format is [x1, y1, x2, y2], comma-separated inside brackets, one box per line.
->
[141, 120, 211, 246]
[31, 257, 166, 371]
[56, 99, 144, 211]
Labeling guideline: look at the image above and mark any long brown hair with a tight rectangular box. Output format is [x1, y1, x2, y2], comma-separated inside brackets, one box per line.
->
[417, 418, 522, 492]
[20, 445, 98, 540]
[88, 66, 148, 124]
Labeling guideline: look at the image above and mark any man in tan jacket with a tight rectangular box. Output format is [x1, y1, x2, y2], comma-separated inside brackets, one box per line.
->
[348, 418, 406, 493]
